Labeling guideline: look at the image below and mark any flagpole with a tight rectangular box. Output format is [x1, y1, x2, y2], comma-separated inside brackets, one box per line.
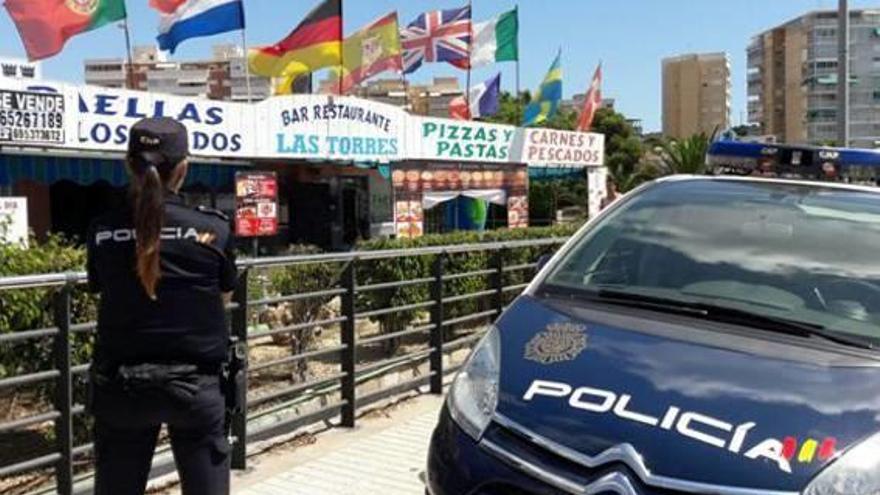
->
[338, 0, 344, 95]
[514, 4, 520, 97]
[401, 71, 410, 111]
[239, 3, 253, 102]
[121, 1, 135, 90]
[465, 0, 473, 120]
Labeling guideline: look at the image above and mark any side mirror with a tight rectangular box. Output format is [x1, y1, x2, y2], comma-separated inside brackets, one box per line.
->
[536, 254, 552, 271]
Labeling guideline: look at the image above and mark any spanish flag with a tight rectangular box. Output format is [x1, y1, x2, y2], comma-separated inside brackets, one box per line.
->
[337, 12, 402, 94]
[249, 0, 341, 85]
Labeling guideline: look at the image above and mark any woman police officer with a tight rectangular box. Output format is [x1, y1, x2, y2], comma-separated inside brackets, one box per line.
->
[86, 117, 236, 495]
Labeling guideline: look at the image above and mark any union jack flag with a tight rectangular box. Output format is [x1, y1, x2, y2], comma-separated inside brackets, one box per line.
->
[401, 5, 471, 75]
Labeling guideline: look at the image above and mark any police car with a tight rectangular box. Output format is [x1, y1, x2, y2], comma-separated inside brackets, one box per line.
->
[427, 174, 880, 495]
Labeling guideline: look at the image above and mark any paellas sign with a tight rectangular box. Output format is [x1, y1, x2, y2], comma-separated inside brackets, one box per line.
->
[268, 95, 405, 162]
[409, 117, 517, 163]
[76, 86, 253, 157]
[516, 128, 605, 167]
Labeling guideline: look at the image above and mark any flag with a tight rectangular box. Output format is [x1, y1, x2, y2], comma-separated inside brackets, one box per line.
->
[4, 0, 127, 61]
[337, 12, 402, 94]
[154, 0, 245, 54]
[401, 5, 471, 75]
[577, 63, 602, 132]
[523, 51, 563, 127]
[150, 0, 185, 14]
[449, 72, 501, 120]
[451, 8, 518, 69]
[248, 0, 342, 83]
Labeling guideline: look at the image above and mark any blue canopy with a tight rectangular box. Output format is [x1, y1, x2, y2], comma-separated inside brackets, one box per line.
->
[0, 153, 242, 189]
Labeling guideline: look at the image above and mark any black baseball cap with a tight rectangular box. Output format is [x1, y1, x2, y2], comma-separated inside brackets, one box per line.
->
[128, 117, 189, 171]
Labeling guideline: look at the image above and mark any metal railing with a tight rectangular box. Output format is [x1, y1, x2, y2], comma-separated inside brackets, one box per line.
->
[0, 237, 565, 495]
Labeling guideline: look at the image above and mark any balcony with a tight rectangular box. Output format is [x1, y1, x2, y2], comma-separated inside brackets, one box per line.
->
[84, 68, 126, 82]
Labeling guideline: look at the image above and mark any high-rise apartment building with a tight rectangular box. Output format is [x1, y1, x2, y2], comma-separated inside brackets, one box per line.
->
[84, 44, 272, 102]
[662, 53, 731, 139]
[748, 9, 880, 147]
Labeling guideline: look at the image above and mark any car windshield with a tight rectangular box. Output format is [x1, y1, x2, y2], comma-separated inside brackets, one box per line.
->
[542, 179, 880, 346]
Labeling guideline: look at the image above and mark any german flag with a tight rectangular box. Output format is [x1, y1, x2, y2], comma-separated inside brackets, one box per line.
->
[248, 0, 341, 81]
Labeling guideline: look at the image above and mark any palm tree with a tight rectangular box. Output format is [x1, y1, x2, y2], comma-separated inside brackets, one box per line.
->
[657, 130, 718, 175]
[606, 160, 658, 193]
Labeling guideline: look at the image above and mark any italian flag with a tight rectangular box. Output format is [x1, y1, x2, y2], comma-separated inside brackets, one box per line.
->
[460, 8, 519, 69]
[5, 0, 127, 61]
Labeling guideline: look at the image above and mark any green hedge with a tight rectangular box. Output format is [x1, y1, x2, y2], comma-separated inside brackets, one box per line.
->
[0, 224, 581, 379]
[0, 235, 96, 381]
[355, 224, 580, 346]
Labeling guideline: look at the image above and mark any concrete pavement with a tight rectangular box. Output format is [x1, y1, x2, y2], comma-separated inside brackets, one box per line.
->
[229, 395, 444, 495]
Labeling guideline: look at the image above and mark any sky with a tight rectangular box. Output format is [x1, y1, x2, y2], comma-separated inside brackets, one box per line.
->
[0, 0, 877, 132]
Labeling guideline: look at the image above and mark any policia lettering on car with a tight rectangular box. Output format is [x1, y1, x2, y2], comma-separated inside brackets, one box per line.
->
[523, 379, 798, 473]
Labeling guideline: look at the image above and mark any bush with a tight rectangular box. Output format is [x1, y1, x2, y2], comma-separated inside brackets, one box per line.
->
[0, 225, 580, 377]
[0, 234, 95, 381]
[253, 245, 347, 379]
[355, 225, 580, 351]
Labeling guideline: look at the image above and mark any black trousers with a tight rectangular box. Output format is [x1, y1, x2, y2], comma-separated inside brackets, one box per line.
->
[91, 375, 230, 495]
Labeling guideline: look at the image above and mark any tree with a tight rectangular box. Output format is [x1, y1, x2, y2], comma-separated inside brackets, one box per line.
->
[590, 108, 652, 192]
[656, 130, 717, 175]
[485, 91, 577, 130]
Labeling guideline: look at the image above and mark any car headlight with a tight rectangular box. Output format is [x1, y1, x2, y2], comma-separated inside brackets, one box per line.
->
[804, 432, 880, 495]
[447, 325, 501, 440]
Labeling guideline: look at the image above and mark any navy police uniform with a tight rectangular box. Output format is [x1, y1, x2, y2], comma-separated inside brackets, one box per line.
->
[86, 118, 236, 495]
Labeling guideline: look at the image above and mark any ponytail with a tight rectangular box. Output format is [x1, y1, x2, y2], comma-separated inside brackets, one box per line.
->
[126, 117, 189, 299]
[132, 164, 165, 300]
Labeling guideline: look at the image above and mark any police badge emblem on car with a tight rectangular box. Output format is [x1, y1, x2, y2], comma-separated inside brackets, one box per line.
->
[524, 323, 588, 364]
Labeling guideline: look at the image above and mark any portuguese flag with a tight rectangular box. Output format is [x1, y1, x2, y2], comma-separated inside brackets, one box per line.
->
[249, 0, 342, 84]
[5, 0, 127, 61]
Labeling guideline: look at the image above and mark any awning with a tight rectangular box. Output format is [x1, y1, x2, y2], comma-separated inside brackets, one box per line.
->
[529, 167, 586, 180]
[423, 189, 507, 209]
[0, 153, 242, 189]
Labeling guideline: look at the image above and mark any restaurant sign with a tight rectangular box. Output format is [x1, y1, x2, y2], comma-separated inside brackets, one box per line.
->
[76, 85, 254, 158]
[0, 79, 607, 167]
[515, 128, 605, 167]
[408, 117, 517, 163]
[266, 95, 405, 162]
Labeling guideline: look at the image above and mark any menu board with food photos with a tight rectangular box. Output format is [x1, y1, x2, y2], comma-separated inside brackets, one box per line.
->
[235, 171, 279, 237]
[391, 165, 527, 194]
[507, 195, 529, 229]
[392, 163, 529, 236]
[394, 200, 424, 239]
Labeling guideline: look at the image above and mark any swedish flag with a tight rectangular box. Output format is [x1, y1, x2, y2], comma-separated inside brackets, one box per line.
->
[523, 50, 563, 126]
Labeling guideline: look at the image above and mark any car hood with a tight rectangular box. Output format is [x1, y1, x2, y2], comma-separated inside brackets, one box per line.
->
[493, 295, 880, 492]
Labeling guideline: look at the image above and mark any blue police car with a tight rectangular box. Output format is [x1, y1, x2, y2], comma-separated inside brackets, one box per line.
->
[427, 176, 880, 495]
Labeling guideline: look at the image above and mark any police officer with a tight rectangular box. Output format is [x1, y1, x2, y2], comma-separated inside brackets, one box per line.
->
[86, 117, 236, 495]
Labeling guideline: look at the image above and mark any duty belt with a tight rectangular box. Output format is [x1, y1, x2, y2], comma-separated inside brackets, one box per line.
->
[93, 363, 220, 404]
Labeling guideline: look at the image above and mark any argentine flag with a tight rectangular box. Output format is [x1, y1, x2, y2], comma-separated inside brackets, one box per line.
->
[154, 0, 245, 54]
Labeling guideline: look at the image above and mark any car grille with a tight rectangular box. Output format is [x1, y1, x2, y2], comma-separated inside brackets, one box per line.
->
[481, 414, 794, 495]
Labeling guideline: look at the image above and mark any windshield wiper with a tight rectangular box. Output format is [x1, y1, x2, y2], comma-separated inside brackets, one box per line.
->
[553, 286, 876, 351]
